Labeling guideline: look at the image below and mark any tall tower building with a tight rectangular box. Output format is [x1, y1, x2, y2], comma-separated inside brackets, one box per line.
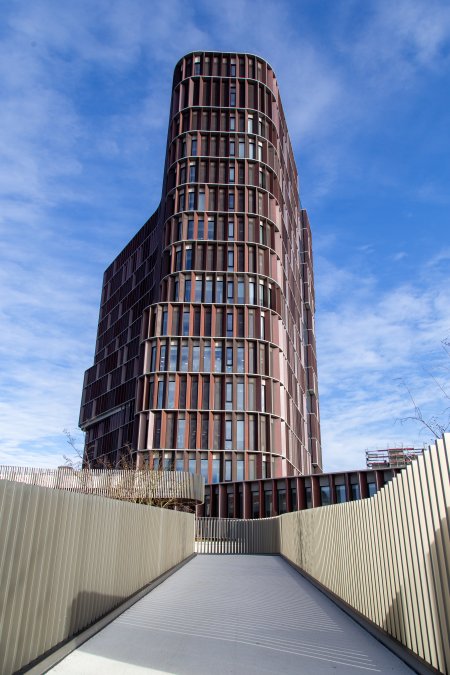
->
[80, 51, 322, 482]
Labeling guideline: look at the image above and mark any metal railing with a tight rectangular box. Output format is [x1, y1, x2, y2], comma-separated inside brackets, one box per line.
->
[195, 516, 279, 553]
[1, 434, 449, 673]
[0, 479, 195, 675]
[196, 435, 450, 673]
[280, 434, 450, 674]
[0, 466, 204, 505]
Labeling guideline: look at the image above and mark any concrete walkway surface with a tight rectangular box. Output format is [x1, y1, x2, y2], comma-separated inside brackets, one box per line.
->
[49, 555, 414, 674]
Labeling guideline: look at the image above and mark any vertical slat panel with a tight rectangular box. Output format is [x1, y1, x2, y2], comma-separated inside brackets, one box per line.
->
[416, 456, 442, 669]
[1, 482, 30, 674]
[411, 458, 440, 668]
[278, 434, 450, 675]
[405, 462, 428, 663]
[399, 470, 419, 656]
[0, 482, 22, 674]
[428, 440, 450, 666]
[14, 485, 43, 670]
[399, 472, 416, 650]
[5, 483, 37, 671]
[422, 448, 448, 671]
[0, 479, 195, 675]
[377, 487, 393, 637]
[194, 516, 282, 555]
[4, 434, 448, 674]
[384, 485, 400, 640]
[0, 467, 204, 506]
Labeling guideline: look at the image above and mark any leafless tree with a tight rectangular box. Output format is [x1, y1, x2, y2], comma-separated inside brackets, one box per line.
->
[398, 338, 450, 439]
[62, 428, 86, 469]
[62, 431, 191, 510]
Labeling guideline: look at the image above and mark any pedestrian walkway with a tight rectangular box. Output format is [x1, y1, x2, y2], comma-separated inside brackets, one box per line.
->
[50, 555, 413, 674]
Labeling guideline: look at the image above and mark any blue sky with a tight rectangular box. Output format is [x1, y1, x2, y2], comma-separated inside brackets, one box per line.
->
[0, 0, 449, 471]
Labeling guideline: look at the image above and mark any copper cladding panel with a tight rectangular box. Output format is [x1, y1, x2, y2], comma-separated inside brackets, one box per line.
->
[81, 52, 322, 482]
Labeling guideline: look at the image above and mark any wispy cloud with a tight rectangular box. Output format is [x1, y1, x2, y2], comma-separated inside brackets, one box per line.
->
[0, 0, 349, 466]
[349, 0, 450, 76]
[317, 254, 450, 470]
[426, 248, 450, 267]
[0, 0, 449, 474]
[392, 251, 407, 262]
[417, 181, 450, 205]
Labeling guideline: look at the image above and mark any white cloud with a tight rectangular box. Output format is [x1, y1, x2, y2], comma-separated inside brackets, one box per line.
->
[0, 0, 449, 475]
[316, 255, 450, 470]
[0, 248, 99, 466]
[392, 251, 407, 261]
[0, 0, 206, 467]
[375, 0, 450, 69]
[341, 0, 450, 83]
[426, 248, 450, 268]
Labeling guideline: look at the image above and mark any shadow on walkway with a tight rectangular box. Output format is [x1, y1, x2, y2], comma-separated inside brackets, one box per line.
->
[51, 555, 414, 675]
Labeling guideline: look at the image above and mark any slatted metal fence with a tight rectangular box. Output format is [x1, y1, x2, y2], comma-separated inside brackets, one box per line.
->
[0, 466, 204, 506]
[195, 516, 280, 553]
[196, 435, 450, 673]
[279, 434, 450, 674]
[0, 479, 195, 675]
[1, 435, 449, 673]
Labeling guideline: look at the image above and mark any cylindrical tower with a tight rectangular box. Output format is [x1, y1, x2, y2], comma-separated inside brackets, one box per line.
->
[133, 52, 322, 482]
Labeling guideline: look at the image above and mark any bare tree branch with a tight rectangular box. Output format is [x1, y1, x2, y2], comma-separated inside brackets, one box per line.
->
[62, 433, 187, 510]
[396, 341, 450, 438]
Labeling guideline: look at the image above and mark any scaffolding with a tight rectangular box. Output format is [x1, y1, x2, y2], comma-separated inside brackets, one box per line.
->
[365, 447, 424, 470]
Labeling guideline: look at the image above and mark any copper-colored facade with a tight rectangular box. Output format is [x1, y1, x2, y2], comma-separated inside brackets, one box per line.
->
[80, 51, 322, 482]
[200, 467, 401, 519]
